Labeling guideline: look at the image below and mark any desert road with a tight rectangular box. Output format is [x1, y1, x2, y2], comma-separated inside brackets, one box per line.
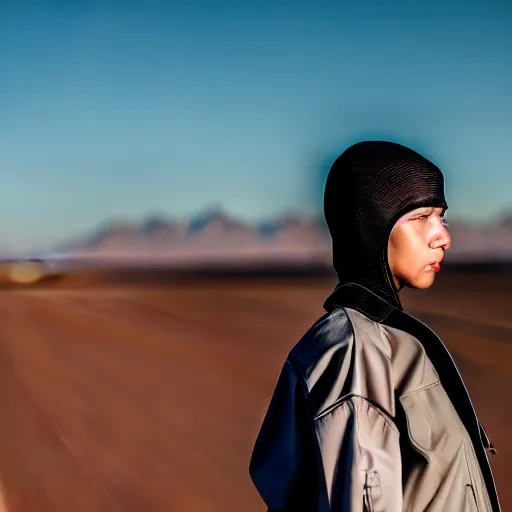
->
[0, 273, 509, 511]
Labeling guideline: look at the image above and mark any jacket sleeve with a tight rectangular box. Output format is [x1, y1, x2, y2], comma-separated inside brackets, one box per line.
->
[249, 359, 322, 511]
[315, 395, 403, 511]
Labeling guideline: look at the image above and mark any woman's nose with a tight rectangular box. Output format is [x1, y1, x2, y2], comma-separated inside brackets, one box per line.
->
[430, 224, 451, 251]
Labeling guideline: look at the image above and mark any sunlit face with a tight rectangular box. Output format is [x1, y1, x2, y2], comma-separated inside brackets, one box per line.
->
[387, 206, 451, 290]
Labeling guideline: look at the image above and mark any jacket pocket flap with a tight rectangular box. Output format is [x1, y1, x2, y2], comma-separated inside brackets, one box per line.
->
[399, 392, 433, 460]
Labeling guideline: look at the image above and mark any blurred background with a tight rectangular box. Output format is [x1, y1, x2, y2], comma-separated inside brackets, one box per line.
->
[1, 0, 511, 510]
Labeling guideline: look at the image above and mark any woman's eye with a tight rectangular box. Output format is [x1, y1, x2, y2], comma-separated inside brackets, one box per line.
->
[441, 218, 450, 227]
[416, 214, 429, 220]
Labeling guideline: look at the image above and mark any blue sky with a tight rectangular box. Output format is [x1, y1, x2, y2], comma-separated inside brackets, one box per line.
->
[1, 0, 511, 253]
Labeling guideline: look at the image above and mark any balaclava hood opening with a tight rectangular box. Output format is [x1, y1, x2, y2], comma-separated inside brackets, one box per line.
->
[323, 140, 448, 310]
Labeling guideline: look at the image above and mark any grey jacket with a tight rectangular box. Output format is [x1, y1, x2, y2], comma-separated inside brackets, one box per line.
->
[249, 283, 500, 511]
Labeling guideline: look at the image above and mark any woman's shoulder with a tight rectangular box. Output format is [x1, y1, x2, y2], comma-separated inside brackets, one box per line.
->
[287, 307, 396, 418]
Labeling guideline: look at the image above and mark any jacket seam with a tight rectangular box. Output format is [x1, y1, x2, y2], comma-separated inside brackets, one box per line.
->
[400, 379, 441, 398]
[313, 393, 399, 433]
[376, 324, 394, 360]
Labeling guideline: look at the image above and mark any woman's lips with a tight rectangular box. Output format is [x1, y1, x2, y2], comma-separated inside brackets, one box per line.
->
[428, 262, 441, 272]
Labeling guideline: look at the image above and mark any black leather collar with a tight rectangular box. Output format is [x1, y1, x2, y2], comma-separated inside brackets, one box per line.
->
[323, 282, 402, 322]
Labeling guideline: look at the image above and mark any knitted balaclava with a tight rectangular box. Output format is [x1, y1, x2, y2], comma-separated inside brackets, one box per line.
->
[323, 141, 448, 309]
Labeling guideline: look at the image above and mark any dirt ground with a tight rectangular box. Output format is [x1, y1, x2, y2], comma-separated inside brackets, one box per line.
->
[0, 272, 509, 511]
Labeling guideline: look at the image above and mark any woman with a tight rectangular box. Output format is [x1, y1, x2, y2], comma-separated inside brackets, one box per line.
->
[249, 141, 500, 511]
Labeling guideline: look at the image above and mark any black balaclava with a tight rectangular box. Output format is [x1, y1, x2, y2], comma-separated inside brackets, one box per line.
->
[323, 140, 448, 310]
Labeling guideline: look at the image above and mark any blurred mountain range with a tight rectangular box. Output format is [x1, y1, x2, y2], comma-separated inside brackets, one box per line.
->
[44, 207, 331, 268]
[36, 206, 512, 267]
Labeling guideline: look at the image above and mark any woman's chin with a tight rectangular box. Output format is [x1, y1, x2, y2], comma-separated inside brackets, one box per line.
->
[415, 274, 436, 289]
[403, 273, 436, 290]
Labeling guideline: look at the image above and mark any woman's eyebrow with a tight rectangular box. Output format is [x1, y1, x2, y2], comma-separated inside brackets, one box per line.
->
[410, 207, 432, 216]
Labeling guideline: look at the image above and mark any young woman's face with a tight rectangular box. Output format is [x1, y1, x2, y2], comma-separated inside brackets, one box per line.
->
[388, 206, 451, 290]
